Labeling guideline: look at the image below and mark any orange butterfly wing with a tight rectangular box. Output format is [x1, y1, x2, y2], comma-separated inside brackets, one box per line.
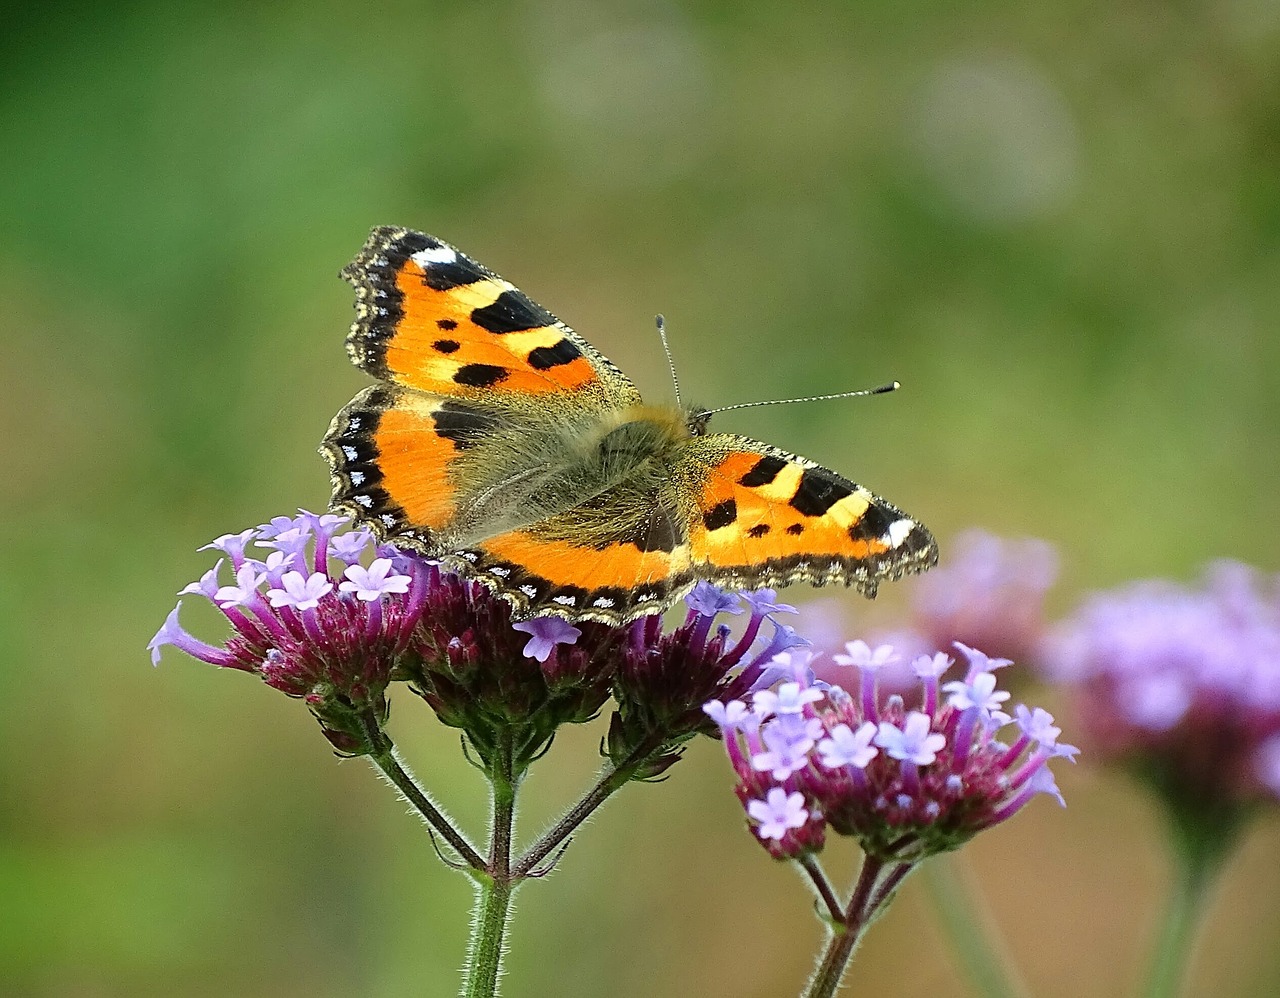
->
[426, 433, 937, 624]
[682, 435, 938, 598]
[341, 226, 640, 404]
[448, 518, 695, 623]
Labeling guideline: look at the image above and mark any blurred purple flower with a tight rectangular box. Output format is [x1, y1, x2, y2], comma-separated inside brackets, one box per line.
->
[910, 529, 1059, 664]
[1041, 560, 1280, 817]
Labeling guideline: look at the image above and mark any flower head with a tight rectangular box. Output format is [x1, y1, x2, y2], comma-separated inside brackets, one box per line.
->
[1041, 561, 1280, 834]
[607, 585, 809, 779]
[150, 516, 433, 753]
[156, 514, 844, 782]
[707, 639, 1073, 860]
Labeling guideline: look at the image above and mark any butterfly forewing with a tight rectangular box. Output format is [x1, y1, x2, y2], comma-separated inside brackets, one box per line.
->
[342, 226, 641, 407]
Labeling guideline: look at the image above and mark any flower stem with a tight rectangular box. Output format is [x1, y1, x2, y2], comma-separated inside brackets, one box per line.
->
[465, 874, 515, 998]
[804, 855, 886, 998]
[806, 921, 859, 998]
[512, 739, 659, 878]
[361, 713, 484, 870]
[463, 730, 520, 998]
[797, 854, 844, 923]
[921, 856, 1028, 998]
[1142, 847, 1216, 998]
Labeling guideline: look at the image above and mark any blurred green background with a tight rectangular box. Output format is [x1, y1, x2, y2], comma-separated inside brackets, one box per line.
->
[4, 1, 1280, 995]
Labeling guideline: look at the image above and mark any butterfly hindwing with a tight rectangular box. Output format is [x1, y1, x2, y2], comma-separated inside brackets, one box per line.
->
[342, 226, 641, 408]
[681, 434, 938, 597]
[449, 516, 695, 623]
[323, 383, 517, 544]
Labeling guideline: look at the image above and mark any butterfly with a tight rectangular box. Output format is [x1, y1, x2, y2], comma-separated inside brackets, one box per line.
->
[321, 227, 938, 624]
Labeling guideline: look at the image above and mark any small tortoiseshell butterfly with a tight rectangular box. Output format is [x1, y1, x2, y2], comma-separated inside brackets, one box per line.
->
[321, 227, 938, 624]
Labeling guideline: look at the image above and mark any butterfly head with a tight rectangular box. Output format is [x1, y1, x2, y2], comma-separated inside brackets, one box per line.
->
[686, 406, 713, 437]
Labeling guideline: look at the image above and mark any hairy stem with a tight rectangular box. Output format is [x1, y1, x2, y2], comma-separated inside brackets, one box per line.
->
[361, 712, 484, 870]
[797, 854, 844, 923]
[804, 855, 886, 998]
[513, 739, 659, 878]
[463, 731, 520, 998]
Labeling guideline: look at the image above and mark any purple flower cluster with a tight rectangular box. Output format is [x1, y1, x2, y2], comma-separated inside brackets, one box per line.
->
[1042, 560, 1280, 805]
[149, 511, 428, 751]
[150, 515, 806, 771]
[707, 641, 1075, 860]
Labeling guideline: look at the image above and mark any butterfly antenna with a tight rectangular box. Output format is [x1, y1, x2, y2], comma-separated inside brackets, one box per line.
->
[704, 381, 900, 417]
[655, 314, 684, 411]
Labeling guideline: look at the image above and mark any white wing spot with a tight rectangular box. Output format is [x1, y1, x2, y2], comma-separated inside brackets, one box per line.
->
[520, 584, 538, 597]
[553, 594, 576, 606]
[354, 494, 373, 508]
[343, 446, 358, 460]
[637, 592, 655, 602]
[379, 514, 396, 527]
[885, 518, 915, 548]
[411, 245, 458, 267]
[349, 471, 365, 485]
[593, 597, 615, 608]
[489, 566, 511, 577]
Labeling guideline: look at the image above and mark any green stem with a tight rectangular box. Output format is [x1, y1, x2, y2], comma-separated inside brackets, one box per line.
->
[797, 854, 844, 923]
[465, 874, 515, 998]
[921, 856, 1028, 998]
[463, 730, 520, 998]
[512, 739, 658, 878]
[804, 855, 885, 998]
[806, 922, 858, 998]
[361, 714, 484, 870]
[1142, 850, 1214, 998]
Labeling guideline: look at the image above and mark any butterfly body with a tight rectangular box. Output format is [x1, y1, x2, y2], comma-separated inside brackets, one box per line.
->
[322, 227, 938, 624]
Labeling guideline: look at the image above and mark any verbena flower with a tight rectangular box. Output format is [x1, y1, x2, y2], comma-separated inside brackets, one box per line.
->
[1041, 561, 1280, 842]
[151, 516, 805, 777]
[707, 641, 1075, 860]
[149, 512, 426, 753]
[607, 582, 810, 778]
